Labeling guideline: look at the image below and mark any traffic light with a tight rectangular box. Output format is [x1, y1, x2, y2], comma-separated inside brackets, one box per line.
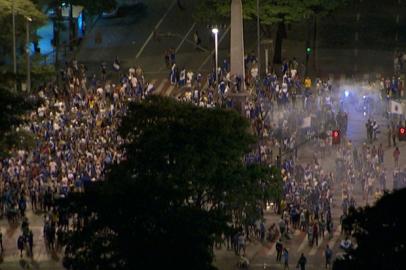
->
[399, 127, 406, 141]
[306, 47, 312, 55]
[332, 130, 341, 145]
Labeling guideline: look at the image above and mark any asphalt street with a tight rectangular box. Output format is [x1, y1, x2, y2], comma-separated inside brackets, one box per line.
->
[76, 0, 260, 77]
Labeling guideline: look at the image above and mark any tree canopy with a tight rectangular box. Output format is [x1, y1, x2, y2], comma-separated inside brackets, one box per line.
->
[0, 0, 46, 21]
[62, 96, 282, 270]
[333, 188, 406, 270]
[0, 85, 38, 156]
[70, 0, 117, 15]
[41, 0, 117, 16]
[194, 0, 346, 63]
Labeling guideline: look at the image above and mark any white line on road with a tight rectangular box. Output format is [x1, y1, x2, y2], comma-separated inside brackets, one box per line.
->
[197, 26, 231, 72]
[174, 88, 183, 98]
[175, 23, 196, 53]
[135, 0, 177, 59]
[297, 234, 309, 253]
[266, 242, 276, 256]
[155, 79, 169, 95]
[157, 23, 198, 73]
[149, 79, 158, 85]
[309, 236, 324, 256]
[328, 225, 342, 249]
[164, 85, 176, 96]
[202, 78, 209, 90]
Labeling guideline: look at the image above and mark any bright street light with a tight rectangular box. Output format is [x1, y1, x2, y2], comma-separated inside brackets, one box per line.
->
[25, 16, 32, 92]
[212, 27, 219, 86]
[12, 0, 16, 90]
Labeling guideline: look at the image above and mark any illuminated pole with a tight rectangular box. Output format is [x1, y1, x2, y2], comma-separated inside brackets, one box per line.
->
[25, 16, 32, 92]
[12, 0, 17, 90]
[212, 27, 219, 85]
[256, 0, 260, 78]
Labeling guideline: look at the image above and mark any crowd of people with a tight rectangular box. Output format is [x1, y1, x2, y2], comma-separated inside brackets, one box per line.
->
[0, 58, 144, 257]
[0, 47, 403, 270]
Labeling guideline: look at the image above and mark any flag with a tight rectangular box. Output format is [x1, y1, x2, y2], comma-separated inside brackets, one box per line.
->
[113, 62, 120, 71]
[301, 116, 311, 128]
[389, 100, 403, 114]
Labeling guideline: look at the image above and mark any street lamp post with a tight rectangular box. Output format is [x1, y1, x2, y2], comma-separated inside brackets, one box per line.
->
[25, 16, 32, 92]
[212, 27, 219, 86]
[256, 0, 260, 78]
[12, 0, 17, 90]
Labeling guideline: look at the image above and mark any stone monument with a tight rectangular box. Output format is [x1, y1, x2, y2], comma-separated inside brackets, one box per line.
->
[229, 0, 248, 112]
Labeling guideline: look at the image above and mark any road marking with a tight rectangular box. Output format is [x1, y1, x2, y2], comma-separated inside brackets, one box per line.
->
[157, 23, 197, 73]
[175, 86, 187, 98]
[328, 225, 342, 249]
[197, 26, 231, 72]
[164, 85, 176, 96]
[203, 79, 209, 90]
[266, 242, 276, 256]
[155, 79, 169, 95]
[309, 235, 324, 256]
[297, 234, 309, 253]
[175, 23, 196, 53]
[150, 79, 158, 85]
[135, 0, 177, 59]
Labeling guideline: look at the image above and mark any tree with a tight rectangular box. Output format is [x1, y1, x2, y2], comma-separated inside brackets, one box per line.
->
[62, 96, 282, 270]
[0, 0, 46, 65]
[0, 85, 38, 156]
[69, 0, 117, 16]
[0, 0, 45, 20]
[303, 0, 344, 72]
[195, 0, 345, 65]
[333, 189, 406, 270]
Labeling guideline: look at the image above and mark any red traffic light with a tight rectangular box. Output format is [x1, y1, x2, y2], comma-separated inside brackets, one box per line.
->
[400, 127, 406, 141]
[332, 130, 341, 145]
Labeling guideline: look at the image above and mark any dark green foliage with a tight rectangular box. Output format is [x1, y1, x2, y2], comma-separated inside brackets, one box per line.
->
[333, 188, 406, 270]
[62, 96, 282, 270]
[0, 85, 38, 156]
[194, 0, 346, 63]
[64, 0, 117, 15]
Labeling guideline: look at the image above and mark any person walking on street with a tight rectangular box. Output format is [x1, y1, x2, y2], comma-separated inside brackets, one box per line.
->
[238, 232, 246, 255]
[378, 143, 384, 164]
[387, 125, 392, 147]
[393, 147, 400, 168]
[325, 244, 333, 269]
[28, 230, 34, 257]
[0, 230, 3, 253]
[276, 238, 283, 262]
[297, 253, 307, 270]
[282, 247, 289, 269]
[392, 123, 397, 147]
[17, 235, 25, 258]
[312, 222, 319, 246]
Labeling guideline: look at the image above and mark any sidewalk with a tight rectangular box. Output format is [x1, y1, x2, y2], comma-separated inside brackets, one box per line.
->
[213, 212, 280, 270]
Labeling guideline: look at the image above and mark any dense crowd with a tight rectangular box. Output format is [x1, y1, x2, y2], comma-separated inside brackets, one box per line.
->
[0, 50, 403, 270]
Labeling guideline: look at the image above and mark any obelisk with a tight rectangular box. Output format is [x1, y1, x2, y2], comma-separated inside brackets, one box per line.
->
[229, 0, 247, 112]
[230, 0, 245, 92]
